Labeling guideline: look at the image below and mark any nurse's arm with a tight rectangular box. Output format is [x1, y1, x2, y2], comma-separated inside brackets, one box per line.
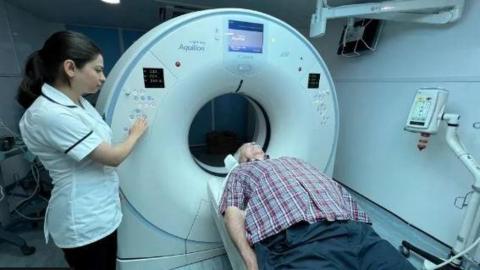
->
[89, 118, 148, 167]
[224, 206, 258, 270]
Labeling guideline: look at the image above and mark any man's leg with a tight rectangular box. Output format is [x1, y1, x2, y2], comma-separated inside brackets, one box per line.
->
[353, 223, 416, 270]
[254, 221, 358, 270]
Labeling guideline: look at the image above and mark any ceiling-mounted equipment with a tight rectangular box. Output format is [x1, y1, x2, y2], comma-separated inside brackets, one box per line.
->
[310, 0, 465, 38]
[157, 1, 207, 22]
[337, 18, 383, 57]
[101, 0, 120, 4]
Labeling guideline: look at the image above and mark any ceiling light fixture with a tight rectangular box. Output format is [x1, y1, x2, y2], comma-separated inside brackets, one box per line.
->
[101, 0, 120, 4]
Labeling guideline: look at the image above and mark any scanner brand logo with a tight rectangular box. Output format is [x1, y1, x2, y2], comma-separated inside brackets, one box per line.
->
[178, 40, 206, 52]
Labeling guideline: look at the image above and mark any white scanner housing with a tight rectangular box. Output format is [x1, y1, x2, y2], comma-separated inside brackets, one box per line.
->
[96, 8, 339, 270]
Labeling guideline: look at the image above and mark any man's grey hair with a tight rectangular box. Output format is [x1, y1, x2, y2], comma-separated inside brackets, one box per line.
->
[233, 144, 248, 163]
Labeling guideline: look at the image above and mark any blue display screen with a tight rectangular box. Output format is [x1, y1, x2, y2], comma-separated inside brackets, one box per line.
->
[228, 20, 264, 53]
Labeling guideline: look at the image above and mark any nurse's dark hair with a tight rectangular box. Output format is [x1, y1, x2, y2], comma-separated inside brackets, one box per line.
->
[17, 31, 102, 109]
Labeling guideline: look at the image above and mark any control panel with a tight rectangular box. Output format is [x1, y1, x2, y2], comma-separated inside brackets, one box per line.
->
[121, 87, 159, 134]
[405, 88, 448, 134]
[223, 19, 267, 76]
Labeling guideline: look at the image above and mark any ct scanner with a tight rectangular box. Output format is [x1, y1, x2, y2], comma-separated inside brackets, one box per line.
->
[96, 8, 339, 270]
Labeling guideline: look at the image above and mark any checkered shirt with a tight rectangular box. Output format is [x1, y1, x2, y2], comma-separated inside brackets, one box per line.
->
[219, 157, 370, 245]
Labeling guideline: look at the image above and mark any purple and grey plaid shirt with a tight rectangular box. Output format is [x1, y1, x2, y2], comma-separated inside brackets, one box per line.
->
[219, 157, 370, 245]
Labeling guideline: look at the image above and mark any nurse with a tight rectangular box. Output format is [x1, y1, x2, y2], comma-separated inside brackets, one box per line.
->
[17, 31, 147, 270]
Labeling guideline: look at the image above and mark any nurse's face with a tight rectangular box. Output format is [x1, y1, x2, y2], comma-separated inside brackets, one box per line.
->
[72, 54, 106, 95]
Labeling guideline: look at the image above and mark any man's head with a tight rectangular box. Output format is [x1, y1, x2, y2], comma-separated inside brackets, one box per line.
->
[235, 142, 267, 163]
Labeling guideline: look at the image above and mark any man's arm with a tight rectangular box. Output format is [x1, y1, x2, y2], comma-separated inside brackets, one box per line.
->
[224, 206, 258, 270]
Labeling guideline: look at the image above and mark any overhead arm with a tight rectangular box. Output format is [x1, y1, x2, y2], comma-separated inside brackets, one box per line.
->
[310, 0, 465, 38]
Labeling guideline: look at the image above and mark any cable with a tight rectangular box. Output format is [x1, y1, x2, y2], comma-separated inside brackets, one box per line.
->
[359, 19, 382, 52]
[0, 184, 4, 202]
[13, 208, 45, 221]
[424, 236, 480, 269]
[12, 162, 46, 221]
[0, 117, 27, 155]
[341, 18, 361, 57]
[0, 118, 20, 138]
[454, 191, 472, 209]
[340, 18, 382, 57]
[341, 18, 360, 58]
[18, 164, 40, 205]
[0, 117, 45, 220]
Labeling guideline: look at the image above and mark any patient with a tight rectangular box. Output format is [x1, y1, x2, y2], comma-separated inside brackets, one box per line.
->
[219, 142, 415, 270]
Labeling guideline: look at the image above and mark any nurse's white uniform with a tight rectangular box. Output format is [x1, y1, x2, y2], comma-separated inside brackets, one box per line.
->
[19, 83, 122, 248]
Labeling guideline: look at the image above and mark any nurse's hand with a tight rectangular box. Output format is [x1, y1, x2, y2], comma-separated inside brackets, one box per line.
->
[89, 117, 148, 167]
[129, 117, 148, 140]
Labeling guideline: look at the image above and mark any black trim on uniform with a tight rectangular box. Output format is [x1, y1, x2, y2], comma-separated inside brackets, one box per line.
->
[41, 93, 77, 108]
[64, 131, 93, 154]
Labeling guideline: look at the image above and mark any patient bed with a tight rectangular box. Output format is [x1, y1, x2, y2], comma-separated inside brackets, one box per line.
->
[207, 157, 246, 270]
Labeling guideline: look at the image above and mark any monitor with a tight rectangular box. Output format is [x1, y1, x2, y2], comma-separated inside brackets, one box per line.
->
[228, 20, 264, 53]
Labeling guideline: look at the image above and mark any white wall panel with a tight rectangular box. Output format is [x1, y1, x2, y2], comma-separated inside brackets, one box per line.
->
[5, 1, 64, 72]
[0, 0, 19, 75]
[307, 0, 480, 245]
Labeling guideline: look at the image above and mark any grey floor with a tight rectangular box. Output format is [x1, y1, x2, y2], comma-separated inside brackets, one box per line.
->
[0, 189, 478, 269]
[0, 224, 67, 267]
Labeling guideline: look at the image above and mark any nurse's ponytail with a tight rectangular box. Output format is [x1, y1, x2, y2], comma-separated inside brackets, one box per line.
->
[17, 31, 101, 109]
[17, 51, 46, 109]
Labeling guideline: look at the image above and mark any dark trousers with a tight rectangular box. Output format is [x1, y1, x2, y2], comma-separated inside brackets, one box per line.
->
[62, 230, 117, 270]
[254, 221, 416, 270]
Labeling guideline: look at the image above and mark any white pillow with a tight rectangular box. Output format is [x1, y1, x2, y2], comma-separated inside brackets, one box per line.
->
[216, 154, 239, 204]
[224, 154, 239, 171]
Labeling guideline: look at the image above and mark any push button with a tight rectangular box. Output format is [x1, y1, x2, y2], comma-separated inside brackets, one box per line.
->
[237, 64, 252, 72]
